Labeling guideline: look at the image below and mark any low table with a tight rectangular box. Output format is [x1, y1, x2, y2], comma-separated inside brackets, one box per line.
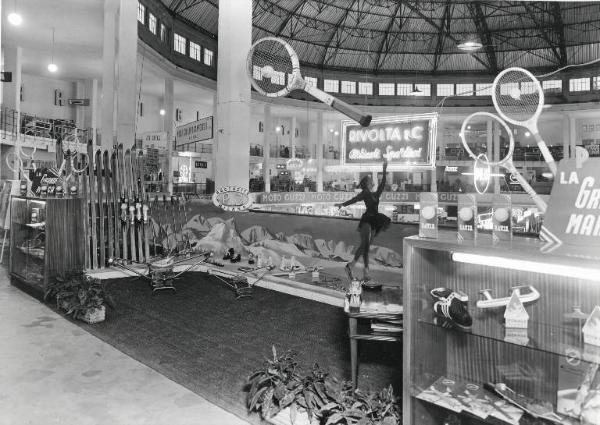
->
[344, 286, 403, 389]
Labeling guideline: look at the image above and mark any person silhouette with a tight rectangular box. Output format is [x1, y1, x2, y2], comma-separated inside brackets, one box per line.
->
[335, 158, 391, 283]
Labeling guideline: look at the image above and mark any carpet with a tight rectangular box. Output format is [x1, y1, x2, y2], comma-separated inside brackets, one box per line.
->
[80, 274, 403, 424]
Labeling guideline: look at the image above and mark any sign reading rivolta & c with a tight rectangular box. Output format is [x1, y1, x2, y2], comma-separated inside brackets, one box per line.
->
[212, 186, 253, 212]
[341, 113, 437, 170]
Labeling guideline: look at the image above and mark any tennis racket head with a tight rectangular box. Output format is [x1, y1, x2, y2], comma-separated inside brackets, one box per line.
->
[492, 67, 544, 127]
[247, 37, 302, 98]
[61, 134, 81, 155]
[460, 111, 515, 167]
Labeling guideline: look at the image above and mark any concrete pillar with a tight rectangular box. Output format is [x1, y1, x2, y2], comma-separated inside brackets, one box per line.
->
[75, 81, 85, 129]
[263, 104, 271, 192]
[316, 111, 324, 191]
[116, 0, 138, 146]
[569, 114, 577, 160]
[87, 79, 99, 148]
[214, 0, 252, 190]
[291, 116, 297, 158]
[101, 0, 118, 147]
[163, 78, 174, 193]
[4, 46, 22, 180]
[562, 114, 570, 160]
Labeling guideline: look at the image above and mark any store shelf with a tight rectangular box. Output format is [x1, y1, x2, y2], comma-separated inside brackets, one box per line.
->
[403, 230, 600, 425]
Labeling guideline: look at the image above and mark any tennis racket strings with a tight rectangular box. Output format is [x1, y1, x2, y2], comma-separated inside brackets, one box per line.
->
[247, 38, 295, 96]
[493, 69, 542, 123]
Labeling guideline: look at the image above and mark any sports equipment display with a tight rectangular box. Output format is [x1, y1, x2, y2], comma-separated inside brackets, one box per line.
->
[476, 285, 540, 309]
[247, 37, 371, 127]
[431, 289, 473, 330]
[492, 67, 557, 176]
[460, 111, 547, 213]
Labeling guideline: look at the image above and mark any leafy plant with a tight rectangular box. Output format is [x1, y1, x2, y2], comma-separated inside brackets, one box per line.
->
[247, 346, 301, 420]
[45, 271, 114, 320]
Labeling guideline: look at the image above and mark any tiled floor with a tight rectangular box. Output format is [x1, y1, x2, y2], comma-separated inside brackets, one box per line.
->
[0, 266, 250, 425]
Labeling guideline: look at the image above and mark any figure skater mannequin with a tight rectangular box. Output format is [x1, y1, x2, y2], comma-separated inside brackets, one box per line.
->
[335, 158, 391, 282]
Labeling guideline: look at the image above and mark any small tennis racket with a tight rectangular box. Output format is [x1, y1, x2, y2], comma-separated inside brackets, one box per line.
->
[492, 67, 557, 176]
[50, 133, 88, 181]
[247, 37, 372, 127]
[460, 111, 547, 213]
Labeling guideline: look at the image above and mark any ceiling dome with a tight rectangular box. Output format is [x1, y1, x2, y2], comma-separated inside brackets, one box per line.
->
[162, 0, 600, 75]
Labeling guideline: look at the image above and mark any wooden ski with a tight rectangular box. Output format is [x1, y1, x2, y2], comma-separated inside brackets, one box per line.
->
[125, 149, 137, 262]
[118, 145, 128, 262]
[103, 150, 114, 261]
[81, 145, 90, 269]
[87, 140, 98, 269]
[110, 149, 120, 260]
[95, 149, 106, 267]
[134, 151, 144, 263]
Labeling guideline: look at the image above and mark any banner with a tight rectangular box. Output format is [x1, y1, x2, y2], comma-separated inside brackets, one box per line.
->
[341, 113, 437, 170]
[176, 116, 213, 145]
[141, 131, 168, 150]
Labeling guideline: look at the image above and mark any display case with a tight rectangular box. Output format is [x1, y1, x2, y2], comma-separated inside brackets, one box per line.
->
[10, 196, 85, 297]
[403, 230, 600, 425]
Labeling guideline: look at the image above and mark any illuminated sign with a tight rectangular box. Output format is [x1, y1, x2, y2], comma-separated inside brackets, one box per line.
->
[445, 166, 459, 173]
[286, 158, 303, 171]
[462, 154, 503, 195]
[195, 161, 208, 168]
[341, 113, 437, 170]
[212, 186, 253, 212]
[176, 116, 213, 145]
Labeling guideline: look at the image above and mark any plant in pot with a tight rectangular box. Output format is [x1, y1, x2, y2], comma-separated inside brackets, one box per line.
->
[44, 272, 114, 324]
[316, 381, 400, 425]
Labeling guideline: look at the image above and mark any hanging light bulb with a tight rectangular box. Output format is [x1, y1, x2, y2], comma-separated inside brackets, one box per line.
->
[7, 0, 22, 25]
[159, 109, 166, 116]
[48, 27, 58, 73]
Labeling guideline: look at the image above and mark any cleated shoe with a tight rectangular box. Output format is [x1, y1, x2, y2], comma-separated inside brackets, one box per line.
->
[431, 287, 469, 303]
[433, 291, 473, 330]
[231, 253, 242, 263]
[223, 248, 234, 261]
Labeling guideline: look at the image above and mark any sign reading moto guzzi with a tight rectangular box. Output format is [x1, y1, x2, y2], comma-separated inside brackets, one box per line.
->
[341, 113, 437, 170]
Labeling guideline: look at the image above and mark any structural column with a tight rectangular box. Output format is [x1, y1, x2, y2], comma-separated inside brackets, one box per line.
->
[214, 0, 252, 190]
[291, 116, 297, 158]
[562, 114, 570, 160]
[101, 0, 118, 147]
[316, 111, 324, 192]
[492, 120, 500, 194]
[4, 46, 22, 180]
[568, 114, 577, 160]
[163, 78, 174, 193]
[263, 104, 272, 192]
[116, 0, 138, 146]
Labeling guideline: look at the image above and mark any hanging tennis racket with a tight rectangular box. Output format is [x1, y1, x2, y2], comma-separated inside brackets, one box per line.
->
[247, 37, 372, 127]
[460, 111, 547, 213]
[50, 133, 88, 181]
[492, 67, 557, 176]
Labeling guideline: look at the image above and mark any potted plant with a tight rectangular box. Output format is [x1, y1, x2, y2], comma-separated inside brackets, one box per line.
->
[45, 272, 114, 324]
[246, 347, 401, 425]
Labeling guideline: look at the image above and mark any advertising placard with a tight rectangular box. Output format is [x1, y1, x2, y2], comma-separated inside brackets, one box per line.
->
[492, 194, 512, 243]
[419, 192, 438, 238]
[176, 116, 213, 145]
[540, 155, 600, 258]
[341, 113, 437, 170]
[141, 131, 168, 150]
[457, 194, 477, 241]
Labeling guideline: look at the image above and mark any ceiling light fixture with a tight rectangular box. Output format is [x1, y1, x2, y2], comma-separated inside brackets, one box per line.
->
[457, 38, 483, 52]
[7, 0, 22, 25]
[47, 27, 58, 73]
[159, 109, 166, 116]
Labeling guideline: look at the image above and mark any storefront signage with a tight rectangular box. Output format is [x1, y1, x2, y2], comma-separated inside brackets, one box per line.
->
[540, 151, 600, 258]
[195, 161, 208, 168]
[445, 166, 459, 173]
[141, 131, 168, 150]
[176, 116, 213, 145]
[341, 113, 437, 170]
[212, 186, 253, 212]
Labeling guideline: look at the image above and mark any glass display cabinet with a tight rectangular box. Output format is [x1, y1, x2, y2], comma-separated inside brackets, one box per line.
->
[10, 196, 85, 297]
[403, 230, 600, 425]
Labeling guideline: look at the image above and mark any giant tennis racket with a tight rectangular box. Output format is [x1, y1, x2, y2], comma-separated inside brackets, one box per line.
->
[460, 111, 547, 213]
[492, 67, 557, 176]
[247, 37, 372, 127]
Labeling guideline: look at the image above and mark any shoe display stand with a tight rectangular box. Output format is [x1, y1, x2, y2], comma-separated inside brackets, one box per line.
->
[403, 230, 600, 425]
[10, 196, 85, 298]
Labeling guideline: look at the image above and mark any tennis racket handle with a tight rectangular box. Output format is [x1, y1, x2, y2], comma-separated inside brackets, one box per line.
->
[532, 132, 557, 176]
[511, 169, 547, 213]
[331, 99, 372, 127]
[305, 85, 372, 127]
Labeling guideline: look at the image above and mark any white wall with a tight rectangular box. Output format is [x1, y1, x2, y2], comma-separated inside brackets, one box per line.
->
[20, 73, 76, 120]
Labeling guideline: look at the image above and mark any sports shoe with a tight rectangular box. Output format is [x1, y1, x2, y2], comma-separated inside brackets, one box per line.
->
[223, 248, 234, 260]
[433, 291, 473, 330]
[430, 287, 469, 303]
[231, 253, 241, 263]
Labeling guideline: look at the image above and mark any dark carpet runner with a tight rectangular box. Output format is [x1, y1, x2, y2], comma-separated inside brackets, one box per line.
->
[79, 275, 402, 424]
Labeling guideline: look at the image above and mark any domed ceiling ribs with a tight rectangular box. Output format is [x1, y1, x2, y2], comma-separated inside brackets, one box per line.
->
[160, 0, 600, 74]
[468, 1, 498, 74]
